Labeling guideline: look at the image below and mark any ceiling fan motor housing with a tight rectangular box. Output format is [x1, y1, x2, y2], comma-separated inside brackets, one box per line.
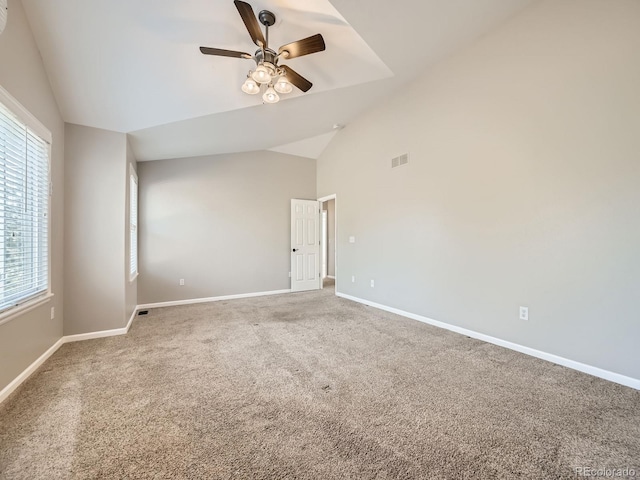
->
[255, 48, 278, 67]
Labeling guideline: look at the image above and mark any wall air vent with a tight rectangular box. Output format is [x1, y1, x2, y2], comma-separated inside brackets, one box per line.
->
[391, 153, 409, 168]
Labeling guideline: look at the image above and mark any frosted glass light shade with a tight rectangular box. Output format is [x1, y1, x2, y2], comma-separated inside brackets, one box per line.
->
[241, 77, 260, 95]
[252, 64, 272, 84]
[274, 75, 293, 94]
[262, 86, 279, 104]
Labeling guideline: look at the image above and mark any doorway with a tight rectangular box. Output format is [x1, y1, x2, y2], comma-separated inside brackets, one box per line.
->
[318, 194, 337, 292]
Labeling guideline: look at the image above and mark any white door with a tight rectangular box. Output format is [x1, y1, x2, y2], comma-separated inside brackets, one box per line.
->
[291, 199, 320, 292]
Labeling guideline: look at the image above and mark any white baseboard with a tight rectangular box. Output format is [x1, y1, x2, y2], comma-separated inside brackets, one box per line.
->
[125, 307, 137, 332]
[137, 289, 292, 310]
[64, 307, 138, 343]
[0, 338, 65, 404]
[327, 275, 335, 280]
[0, 308, 138, 404]
[337, 292, 640, 391]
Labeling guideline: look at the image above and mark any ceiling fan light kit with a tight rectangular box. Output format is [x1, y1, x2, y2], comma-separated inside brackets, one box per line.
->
[200, 0, 326, 105]
[241, 75, 260, 95]
[251, 63, 273, 84]
[262, 85, 279, 104]
[274, 75, 293, 94]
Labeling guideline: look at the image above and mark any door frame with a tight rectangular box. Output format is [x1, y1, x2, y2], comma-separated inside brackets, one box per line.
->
[321, 210, 328, 279]
[318, 194, 337, 293]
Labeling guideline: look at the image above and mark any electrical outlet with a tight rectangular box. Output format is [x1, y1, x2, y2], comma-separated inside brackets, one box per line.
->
[351, 275, 355, 283]
[519, 306, 529, 321]
[179, 279, 185, 286]
[349, 236, 356, 244]
[50, 307, 55, 320]
[370, 279, 375, 288]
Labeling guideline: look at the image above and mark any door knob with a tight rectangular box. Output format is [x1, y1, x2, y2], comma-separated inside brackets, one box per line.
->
[292, 248, 298, 252]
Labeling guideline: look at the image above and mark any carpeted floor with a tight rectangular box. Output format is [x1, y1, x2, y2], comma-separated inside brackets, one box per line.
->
[1, 288, 639, 479]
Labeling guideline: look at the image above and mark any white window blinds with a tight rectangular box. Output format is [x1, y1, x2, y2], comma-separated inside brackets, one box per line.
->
[0, 100, 50, 313]
[129, 170, 138, 279]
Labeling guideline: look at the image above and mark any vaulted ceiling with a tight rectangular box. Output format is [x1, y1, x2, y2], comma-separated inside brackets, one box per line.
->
[21, 0, 534, 160]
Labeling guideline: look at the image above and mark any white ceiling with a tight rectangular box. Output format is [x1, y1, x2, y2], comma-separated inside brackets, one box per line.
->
[21, 0, 534, 160]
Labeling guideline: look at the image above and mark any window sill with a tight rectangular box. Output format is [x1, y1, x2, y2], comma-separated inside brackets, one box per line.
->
[0, 293, 54, 327]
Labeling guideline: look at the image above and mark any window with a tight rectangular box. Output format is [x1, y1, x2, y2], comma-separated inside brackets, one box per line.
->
[129, 167, 138, 280]
[0, 87, 51, 317]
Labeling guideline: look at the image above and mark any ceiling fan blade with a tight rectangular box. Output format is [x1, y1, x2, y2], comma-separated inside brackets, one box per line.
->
[281, 65, 313, 92]
[278, 34, 325, 60]
[234, 0, 266, 47]
[199, 46, 252, 59]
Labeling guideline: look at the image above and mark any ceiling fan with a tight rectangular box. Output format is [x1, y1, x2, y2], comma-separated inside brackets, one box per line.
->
[200, 0, 326, 104]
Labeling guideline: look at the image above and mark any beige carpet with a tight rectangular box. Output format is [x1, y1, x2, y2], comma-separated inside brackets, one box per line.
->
[1, 288, 639, 479]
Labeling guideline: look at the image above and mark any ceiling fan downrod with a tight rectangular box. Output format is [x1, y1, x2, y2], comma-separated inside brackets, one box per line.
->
[258, 10, 276, 49]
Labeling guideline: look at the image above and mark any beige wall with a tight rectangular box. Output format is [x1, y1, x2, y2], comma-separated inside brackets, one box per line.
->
[64, 124, 129, 334]
[138, 151, 316, 305]
[0, 0, 65, 391]
[317, 0, 640, 380]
